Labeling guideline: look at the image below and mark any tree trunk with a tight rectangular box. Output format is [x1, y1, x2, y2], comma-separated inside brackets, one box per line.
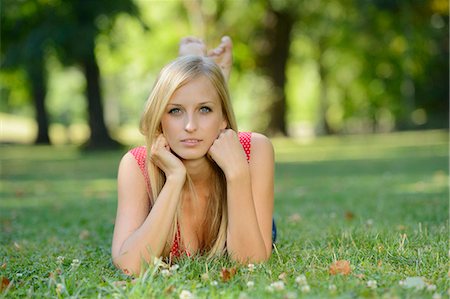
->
[81, 46, 119, 149]
[317, 50, 333, 135]
[260, 8, 295, 136]
[26, 58, 50, 144]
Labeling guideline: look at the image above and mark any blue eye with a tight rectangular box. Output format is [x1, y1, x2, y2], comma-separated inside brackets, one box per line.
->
[200, 106, 212, 113]
[168, 108, 181, 115]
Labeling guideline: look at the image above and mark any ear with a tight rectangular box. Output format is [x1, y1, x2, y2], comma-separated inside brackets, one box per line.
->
[220, 117, 228, 130]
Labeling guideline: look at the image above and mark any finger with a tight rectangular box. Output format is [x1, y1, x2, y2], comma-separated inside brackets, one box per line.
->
[221, 36, 232, 47]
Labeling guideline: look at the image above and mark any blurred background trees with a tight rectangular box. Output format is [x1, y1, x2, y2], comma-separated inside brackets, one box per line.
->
[1, 0, 448, 148]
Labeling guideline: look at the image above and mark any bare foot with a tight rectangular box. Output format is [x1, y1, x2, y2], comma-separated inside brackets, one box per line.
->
[178, 36, 207, 57]
[207, 36, 233, 82]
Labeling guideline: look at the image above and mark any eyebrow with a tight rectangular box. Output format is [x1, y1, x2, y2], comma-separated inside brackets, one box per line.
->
[167, 101, 217, 106]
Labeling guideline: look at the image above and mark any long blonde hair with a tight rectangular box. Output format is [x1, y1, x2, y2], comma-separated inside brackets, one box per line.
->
[140, 55, 238, 257]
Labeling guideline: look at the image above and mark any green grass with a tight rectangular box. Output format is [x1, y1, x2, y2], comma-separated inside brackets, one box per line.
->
[1, 130, 448, 298]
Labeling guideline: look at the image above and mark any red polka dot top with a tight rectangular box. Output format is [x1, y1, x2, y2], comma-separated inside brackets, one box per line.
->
[128, 132, 252, 258]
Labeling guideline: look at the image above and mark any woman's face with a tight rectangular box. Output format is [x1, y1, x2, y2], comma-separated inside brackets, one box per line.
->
[161, 75, 227, 161]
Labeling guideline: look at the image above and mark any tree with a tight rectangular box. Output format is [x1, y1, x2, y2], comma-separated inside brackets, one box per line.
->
[257, 1, 297, 136]
[1, 0, 142, 148]
[1, 0, 55, 144]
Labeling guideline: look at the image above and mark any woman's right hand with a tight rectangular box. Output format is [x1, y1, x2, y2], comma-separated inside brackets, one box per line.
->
[150, 134, 186, 180]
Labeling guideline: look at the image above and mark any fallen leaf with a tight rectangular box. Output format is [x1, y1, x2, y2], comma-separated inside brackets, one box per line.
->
[0, 277, 11, 292]
[220, 267, 237, 282]
[329, 260, 352, 275]
[164, 284, 175, 294]
[79, 230, 90, 240]
[344, 211, 355, 221]
[1, 263, 6, 270]
[288, 213, 302, 223]
[355, 273, 365, 279]
[377, 260, 383, 267]
[397, 225, 407, 231]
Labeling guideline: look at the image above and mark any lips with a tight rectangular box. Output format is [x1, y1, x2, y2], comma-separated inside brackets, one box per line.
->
[180, 139, 202, 145]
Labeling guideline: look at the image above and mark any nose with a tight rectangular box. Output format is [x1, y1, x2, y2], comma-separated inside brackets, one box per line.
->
[184, 114, 197, 132]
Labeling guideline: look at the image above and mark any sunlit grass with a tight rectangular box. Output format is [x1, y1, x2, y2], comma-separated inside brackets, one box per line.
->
[0, 130, 448, 298]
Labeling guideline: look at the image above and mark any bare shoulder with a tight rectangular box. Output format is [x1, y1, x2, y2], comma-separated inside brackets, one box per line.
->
[118, 151, 148, 195]
[250, 132, 274, 156]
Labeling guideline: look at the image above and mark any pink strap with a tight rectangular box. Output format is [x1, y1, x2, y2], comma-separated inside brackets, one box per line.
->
[239, 132, 252, 162]
[129, 146, 151, 193]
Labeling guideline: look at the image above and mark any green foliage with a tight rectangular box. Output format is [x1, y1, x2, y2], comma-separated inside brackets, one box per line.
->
[0, 0, 448, 138]
[1, 130, 448, 298]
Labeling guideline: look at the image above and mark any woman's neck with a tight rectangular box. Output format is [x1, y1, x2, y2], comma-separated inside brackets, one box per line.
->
[183, 157, 214, 186]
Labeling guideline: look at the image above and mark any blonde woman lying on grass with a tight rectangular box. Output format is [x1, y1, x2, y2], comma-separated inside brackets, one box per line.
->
[112, 37, 276, 275]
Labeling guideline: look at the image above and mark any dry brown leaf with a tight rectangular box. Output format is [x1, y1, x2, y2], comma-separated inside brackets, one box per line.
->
[288, 213, 302, 223]
[220, 267, 237, 282]
[344, 211, 355, 221]
[79, 230, 90, 240]
[1, 263, 6, 270]
[329, 260, 352, 275]
[397, 225, 407, 231]
[164, 284, 175, 294]
[0, 277, 11, 292]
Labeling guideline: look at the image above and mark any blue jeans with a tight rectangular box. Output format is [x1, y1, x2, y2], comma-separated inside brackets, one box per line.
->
[272, 218, 277, 243]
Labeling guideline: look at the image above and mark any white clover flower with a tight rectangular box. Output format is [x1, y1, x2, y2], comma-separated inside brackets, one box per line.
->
[247, 264, 255, 272]
[153, 257, 163, 267]
[56, 256, 65, 264]
[427, 284, 437, 292]
[328, 284, 337, 292]
[432, 293, 442, 299]
[285, 291, 297, 299]
[161, 269, 171, 277]
[56, 283, 65, 294]
[179, 290, 194, 299]
[295, 274, 307, 285]
[399, 280, 405, 286]
[270, 281, 285, 291]
[71, 259, 81, 268]
[246, 281, 254, 288]
[367, 280, 377, 289]
[238, 292, 250, 299]
[210, 280, 218, 286]
[265, 285, 274, 293]
[16, 273, 23, 277]
[402, 277, 426, 290]
[301, 285, 311, 293]
[170, 264, 180, 271]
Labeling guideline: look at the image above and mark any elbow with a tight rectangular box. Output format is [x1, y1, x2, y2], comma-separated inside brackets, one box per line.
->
[229, 249, 271, 265]
[112, 254, 141, 277]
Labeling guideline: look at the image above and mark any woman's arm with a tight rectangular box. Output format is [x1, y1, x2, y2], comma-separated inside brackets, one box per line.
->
[208, 131, 274, 263]
[112, 136, 186, 275]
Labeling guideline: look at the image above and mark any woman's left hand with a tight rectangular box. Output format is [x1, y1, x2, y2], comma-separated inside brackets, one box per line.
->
[208, 129, 248, 178]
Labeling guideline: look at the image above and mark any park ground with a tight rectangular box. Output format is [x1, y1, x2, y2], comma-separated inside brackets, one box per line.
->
[0, 129, 448, 298]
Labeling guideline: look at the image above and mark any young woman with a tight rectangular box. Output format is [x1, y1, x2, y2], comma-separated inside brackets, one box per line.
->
[111, 54, 274, 275]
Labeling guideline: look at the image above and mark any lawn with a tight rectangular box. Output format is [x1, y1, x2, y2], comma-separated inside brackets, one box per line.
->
[0, 130, 448, 298]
